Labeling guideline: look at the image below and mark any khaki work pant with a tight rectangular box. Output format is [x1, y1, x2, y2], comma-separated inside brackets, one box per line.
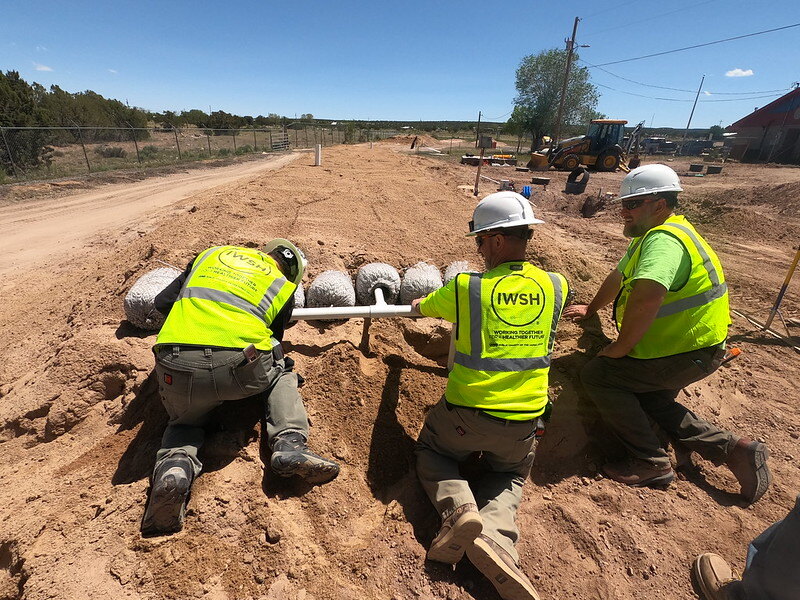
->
[415, 397, 538, 563]
[580, 344, 737, 468]
[153, 345, 309, 478]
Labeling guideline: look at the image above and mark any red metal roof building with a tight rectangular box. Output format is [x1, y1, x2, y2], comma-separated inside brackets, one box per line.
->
[727, 87, 800, 164]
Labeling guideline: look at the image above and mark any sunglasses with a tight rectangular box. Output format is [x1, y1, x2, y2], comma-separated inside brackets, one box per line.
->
[620, 197, 652, 210]
[475, 233, 502, 247]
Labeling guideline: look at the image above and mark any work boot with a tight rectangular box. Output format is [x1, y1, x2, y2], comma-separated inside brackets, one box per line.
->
[466, 535, 540, 600]
[693, 553, 743, 600]
[141, 451, 194, 536]
[602, 458, 675, 488]
[427, 503, 482, 565]
[270, 432, 340, 484]
[725, 438, 771, 504]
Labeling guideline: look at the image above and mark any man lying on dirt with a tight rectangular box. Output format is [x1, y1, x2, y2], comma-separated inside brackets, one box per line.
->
[563, 164, 771, 503]
[141, 240, 339, 536]
[411, 191, 568, 600]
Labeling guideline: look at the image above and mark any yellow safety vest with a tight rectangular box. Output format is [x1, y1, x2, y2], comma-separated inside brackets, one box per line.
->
[444, 262, 567, 420]
[157, 246, 296, 350]
[614, 215, 730, 359]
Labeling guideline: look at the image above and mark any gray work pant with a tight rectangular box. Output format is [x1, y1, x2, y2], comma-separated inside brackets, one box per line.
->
[153, 346, 309, 478]
[580, 345, 737, 468]
[731, 494, 800, 599]
[415, 397, 538, 563]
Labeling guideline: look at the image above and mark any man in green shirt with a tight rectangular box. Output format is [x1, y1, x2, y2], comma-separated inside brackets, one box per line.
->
[563, 164, 771, 504]
[411, 191, 568, 600]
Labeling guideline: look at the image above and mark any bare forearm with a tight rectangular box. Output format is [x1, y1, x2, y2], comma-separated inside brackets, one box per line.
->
[601, 279, 666, 357]
[586, 269, 623, 317]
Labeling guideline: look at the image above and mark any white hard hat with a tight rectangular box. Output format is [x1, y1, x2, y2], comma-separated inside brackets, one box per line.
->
[262, 238, 307, 286]
[618, 164, 683, 201]
[467, 191, 544, 236]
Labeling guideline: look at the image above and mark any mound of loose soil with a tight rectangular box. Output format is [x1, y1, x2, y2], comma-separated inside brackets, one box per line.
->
[0, 146, 798, 600]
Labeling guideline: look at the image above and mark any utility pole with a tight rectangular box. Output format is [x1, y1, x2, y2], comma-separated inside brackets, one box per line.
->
[552, 16, 580, 149]
[680, 74, 705, 155]
[475, 111, 482, 148]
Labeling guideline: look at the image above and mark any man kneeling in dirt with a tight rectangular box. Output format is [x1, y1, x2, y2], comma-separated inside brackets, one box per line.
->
[563, 164, 771, 503]
[141, 240, 339, 536]
[411, 192, 568, 600]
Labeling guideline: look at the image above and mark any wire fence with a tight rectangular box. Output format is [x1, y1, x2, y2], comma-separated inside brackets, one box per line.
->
[0, 126, 399, 183]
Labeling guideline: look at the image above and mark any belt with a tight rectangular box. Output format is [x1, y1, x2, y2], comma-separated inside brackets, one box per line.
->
[154, 344, 284, 361]
[445, 400, 538, 425]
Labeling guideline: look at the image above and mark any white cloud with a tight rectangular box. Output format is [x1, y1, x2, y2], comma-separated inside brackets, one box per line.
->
[108, 69, 118, 74]
[33, 62, 53, 72]
[704, 91, 712, 96]
[35, 45, 47, 52]
[726, 68, 753, 77]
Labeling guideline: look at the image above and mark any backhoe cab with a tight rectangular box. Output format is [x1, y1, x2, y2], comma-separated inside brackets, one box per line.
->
[528, 119, 643, 172]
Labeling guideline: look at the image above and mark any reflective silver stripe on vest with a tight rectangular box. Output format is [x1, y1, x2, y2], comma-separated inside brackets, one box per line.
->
[453, 271, 554, 372]
[454, 351, 551, 371]
[655, 222, 727, 319]
[657, 282, 728, 318]
[547, 273, 564, 353]
[181, 278, 287, 322]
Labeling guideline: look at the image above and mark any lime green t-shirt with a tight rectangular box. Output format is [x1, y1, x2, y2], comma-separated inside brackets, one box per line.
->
[617, 231, 691, 291]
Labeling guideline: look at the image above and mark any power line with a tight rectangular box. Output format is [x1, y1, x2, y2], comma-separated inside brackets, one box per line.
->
[483, 110, 513, 121]
[581, 0, 719, 39]
[594, 82, 784, 103]
[592, 22, 800, 67]
[579, 59, 791, 96]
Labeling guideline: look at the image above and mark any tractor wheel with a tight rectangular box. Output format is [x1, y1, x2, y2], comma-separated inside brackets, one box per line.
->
[562, 154, 581, 171]
[596, 151, 621, 172]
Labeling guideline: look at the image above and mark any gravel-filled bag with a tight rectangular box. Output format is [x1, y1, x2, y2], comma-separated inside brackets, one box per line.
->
[443, 261, 474, 285]
[355, 263, 401, 305]
[124, 267, 181, 330]
[400, 262, 442, 304]
[306, 270, 356, 308]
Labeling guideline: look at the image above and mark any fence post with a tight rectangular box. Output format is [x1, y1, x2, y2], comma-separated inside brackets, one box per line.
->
[268, 131, 273, 151]
[173, 127, 182, 160]
[232, 131, 237, 153]
[0, 127, 21, 179]
[74, 125, 91, 172]
[206, 133, 212, 156]
[253, 130, 257, 151]
[294, 128, 298, 148]
[129, 124, 141, 164]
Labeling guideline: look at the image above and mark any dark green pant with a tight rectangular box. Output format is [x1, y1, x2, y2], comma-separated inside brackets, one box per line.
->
[580, 345, 737, 468]
[153, 345, 309, 478]
[415, 397, 538, 562]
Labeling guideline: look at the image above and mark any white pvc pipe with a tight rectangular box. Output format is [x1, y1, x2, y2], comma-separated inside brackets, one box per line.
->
[291, 286, 417, 321]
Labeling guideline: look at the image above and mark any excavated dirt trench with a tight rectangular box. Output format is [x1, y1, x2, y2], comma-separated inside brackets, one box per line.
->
[0, 144, 799, 600]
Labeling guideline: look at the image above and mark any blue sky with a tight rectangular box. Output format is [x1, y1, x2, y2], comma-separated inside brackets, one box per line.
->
[3, 0, 798, 128]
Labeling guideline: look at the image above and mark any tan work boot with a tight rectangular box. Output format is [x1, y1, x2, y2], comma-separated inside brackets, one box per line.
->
[466, 535, 540, 600]
[427, 503, 482, 564]
[693, 553, 741, 600]
[725, 438, 771, 504]
[602, 458, 675, 488]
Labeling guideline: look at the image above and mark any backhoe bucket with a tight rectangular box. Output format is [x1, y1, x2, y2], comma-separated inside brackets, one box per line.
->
[526, 153, 549, 170]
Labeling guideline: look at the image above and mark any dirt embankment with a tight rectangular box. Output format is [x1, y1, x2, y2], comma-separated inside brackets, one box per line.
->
[0, 145, 798, 600]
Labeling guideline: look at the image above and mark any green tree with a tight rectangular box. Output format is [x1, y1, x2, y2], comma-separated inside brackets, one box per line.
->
[709, 125, 724, 140]
[514, 48, 599, 151]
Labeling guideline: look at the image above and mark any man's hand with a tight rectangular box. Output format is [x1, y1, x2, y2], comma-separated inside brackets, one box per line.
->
[410, 298, 423, 316]
[597, 342, 629, 359]
[562, 304, 592, 322]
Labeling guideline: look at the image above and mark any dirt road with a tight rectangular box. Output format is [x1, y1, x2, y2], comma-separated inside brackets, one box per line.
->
[0, 153, 299, 279]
